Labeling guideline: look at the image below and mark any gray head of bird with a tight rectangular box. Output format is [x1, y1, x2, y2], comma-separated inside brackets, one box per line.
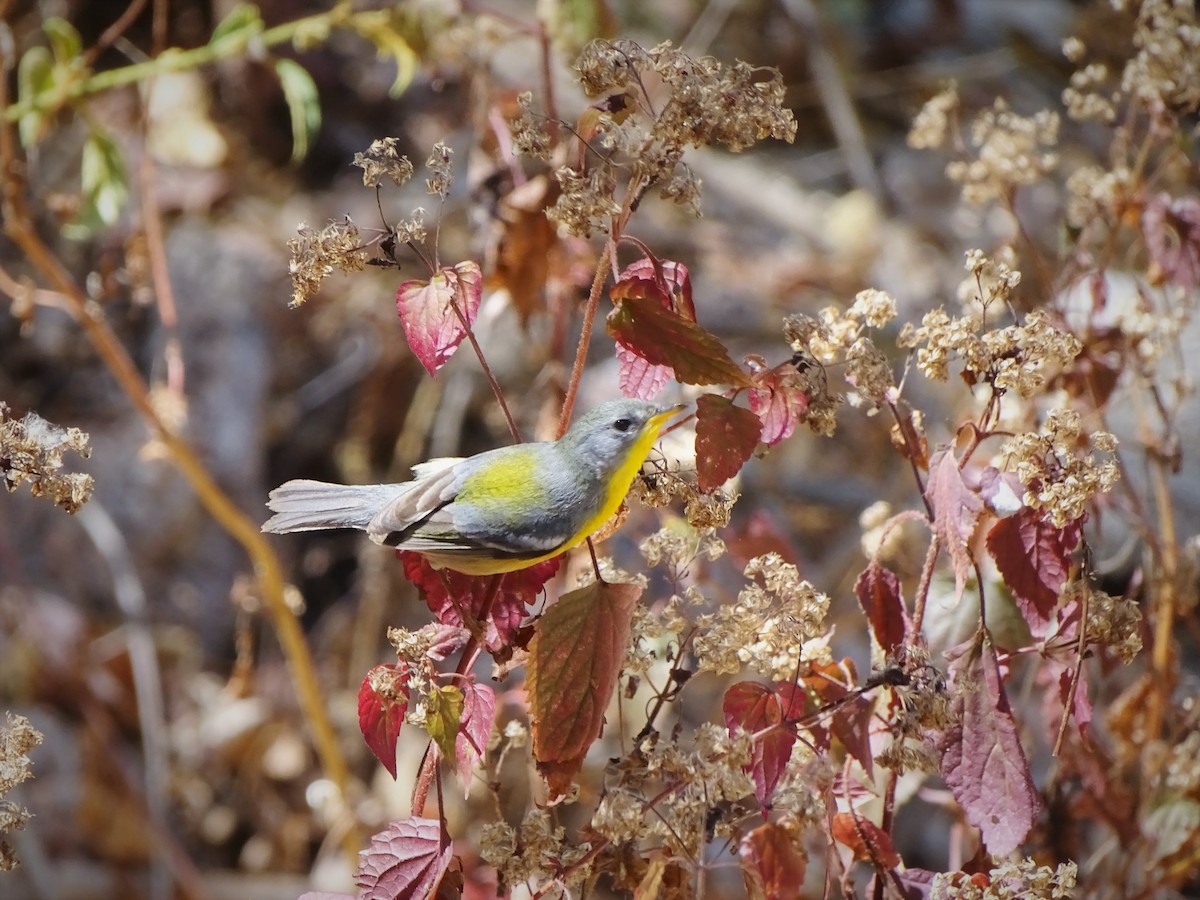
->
[558, 398, 681, 474]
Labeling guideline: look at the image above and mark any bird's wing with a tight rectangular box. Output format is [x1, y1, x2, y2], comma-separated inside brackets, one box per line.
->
[364, 461, 464, 546]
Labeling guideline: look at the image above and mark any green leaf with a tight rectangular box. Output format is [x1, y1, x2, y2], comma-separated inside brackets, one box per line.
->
[67, 127, 128, 237]
[273, 58, 321, 163]
[16, 46, 53, 147]
[425, 684, 464, 762]
[42, 18, 83, 65]
[353, 13, 419, 98]
[209, 2, 264, 47]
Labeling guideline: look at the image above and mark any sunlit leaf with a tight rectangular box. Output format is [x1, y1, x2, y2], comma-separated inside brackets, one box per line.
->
[42, 18, 83, 65]
[273, 58, 321, 163]
[352, 11, 419, 98]
[355, 817, 452, 900]
[722, 681, 794, 810]
[695, 393, 761, 492]
[454, 679, 496, 796]
[853, 562, 908, 655]
[608, 282, 748, 388]
[937, 636, 1040, 857]
[399, 552, 559, 654]
[986, 507, 1080, 634]
[358, 663, 410, 779]
[747, 359, 808, 446]
[16, 46, 54, 147]
[209, 3, 264, 46]
[925, 446, 984, 602]
[527, 580, 640, 797]
[425, 684, 464, 762]
[830, 811, 901, 866]
[396, 261, 483, 377]
[740, 822, 807, 900]
[67, 128, 129, 237]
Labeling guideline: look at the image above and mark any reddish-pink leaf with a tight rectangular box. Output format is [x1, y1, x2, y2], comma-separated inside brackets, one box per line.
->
[454, 679, 496, 795]
[937, 638, 1041, 857]
[527, 580, 640, 798]
[695, 393, 762, 492]
[830, 811, 902, 867]
[796, 659, 875, 778]
[607, 281, 750, 388]
[747, 359, 809, 446]
[1039, 655, 1092, 737]
[616, 257, 696, 320]
[399, 553, 560, 653]
[358, 663, 410, 779]
[775, 679, 830, 753]
[986, 508, 1081, 634]
[1143, 192, 1200, 290]
[396, 260, 483, 376]
[723, 681, 795, 810]
[355, 817, 452, 900]
[616, 342, 674, 399]
[925, 447, 984, 602]
[739, 822, 807, 900]
[853, 562, 908, 655]
[425, 624, 471, 661]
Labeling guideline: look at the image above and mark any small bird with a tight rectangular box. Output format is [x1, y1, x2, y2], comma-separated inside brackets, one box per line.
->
[262, 399, 682, 575]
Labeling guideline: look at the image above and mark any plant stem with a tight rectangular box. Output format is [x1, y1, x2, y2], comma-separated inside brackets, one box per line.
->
[4, 4, 360, 123]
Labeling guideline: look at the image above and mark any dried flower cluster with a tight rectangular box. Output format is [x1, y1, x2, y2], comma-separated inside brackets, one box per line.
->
[933, 858, 1077, 899]
[0, 713, 43, 871]
[1067, 582, 1143, 664]
[352, 136, 414, 188]
[523, 40, 796, 236]
[911, 84, 1059, 205]
[693, 553, 830, 679]
[592, 724, 754, 850]
[0, 403, 93, 513]
[782, 289, 900, 429]
[286, 218, 369, 307]
[480, 809, 591, 893]
[1000, 409, 1119, 527]
[898, 253, 1081, 400]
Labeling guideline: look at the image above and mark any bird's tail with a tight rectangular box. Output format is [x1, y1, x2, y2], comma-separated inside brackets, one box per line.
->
[262, 479, 401, 534]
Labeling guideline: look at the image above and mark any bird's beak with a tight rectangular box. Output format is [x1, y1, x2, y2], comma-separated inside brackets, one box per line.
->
[650, 403, 687, 430]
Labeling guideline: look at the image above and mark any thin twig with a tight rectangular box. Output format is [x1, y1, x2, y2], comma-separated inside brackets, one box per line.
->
[558, 237, 615, 436]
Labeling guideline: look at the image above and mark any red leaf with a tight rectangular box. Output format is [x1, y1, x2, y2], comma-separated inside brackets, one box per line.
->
[1143, 192, 1200, 290]
[1039, 656, 1092, 737]
[616, 342, 674, 400]
[748, 360, 809, 446]
[799, 659, 874, 778]
[937, 638, 1041, 857]
[454, 679, 496, 795]
[400, 553, 560, 653]
[607, 281, 750, 388]
[616, 257, 696, 320]
[739, 822, 807, 900]
[396, 260, 483, 376]
[986, 508, 1081, 634]
[695, 393, 762, 492]
[925, 447, 984, 602]
[722, 682, 795, 810]
[355, 817, 452, 900]
[830, 812, 902, 867]
[853, 562, 908, 655]
[359, 663, 410, 779]
[527, 580, 640, 798]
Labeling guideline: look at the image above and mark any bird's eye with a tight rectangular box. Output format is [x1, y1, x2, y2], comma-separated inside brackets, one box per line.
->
[613, 417, 633, 433]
